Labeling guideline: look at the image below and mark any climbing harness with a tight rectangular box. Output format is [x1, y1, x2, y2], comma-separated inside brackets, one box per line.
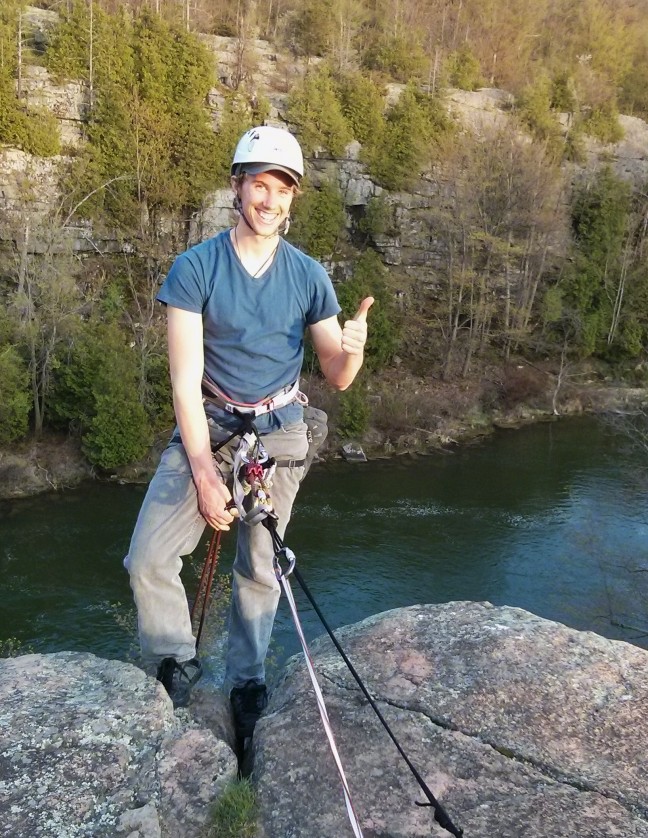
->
[202, 374, 307, 417]
[194, 401, 463, 838]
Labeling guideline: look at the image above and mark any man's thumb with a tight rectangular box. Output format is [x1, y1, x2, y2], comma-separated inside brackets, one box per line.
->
[353, 296, 375, 322]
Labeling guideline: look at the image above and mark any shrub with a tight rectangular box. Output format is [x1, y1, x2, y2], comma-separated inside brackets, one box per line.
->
[445, 46, 483, 91]
[363, 82, 452, 190]
[362, 34, 427, 83]
[516, 76, 564, 159]
[497, 365, 547, 409]
[336, 249, 399, 371]
[0, 344, 31, 444]
[335, 72, 385, 146]
[51, 322, 153, 469]
[582, 102, 624, 144]
[288, 177, 346, 260]
[338, 381, 370, 438]
[287, 65, 352, 157]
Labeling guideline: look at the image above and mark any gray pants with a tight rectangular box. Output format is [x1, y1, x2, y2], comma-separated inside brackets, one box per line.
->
[124, 418, 308, 688]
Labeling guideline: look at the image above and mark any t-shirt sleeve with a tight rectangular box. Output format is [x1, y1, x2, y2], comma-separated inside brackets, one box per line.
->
[157, 252, 206, 313]
[306, 261, 342, 326]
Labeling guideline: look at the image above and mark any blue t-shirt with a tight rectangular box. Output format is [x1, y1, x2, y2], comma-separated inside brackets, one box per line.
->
[157, 230, 340, 410]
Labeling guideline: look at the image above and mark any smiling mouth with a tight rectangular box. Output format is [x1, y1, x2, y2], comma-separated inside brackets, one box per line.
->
[255, 209, 280, 224]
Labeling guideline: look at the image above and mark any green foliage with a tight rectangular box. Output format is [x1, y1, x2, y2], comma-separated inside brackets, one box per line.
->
[0, 343, 31, 444]
[336, 249, 399, 371]
[362, 33, 427, 82]
[206, 779, 257, 838]
[54, 6, 220, 229]
[571, 168, 630, 272]
[0, 637, 33, 657]
[45, 0, 91, 82]
[542, 285, 564, 327]
[287, 65, 352, 157]
[445, 46, 483, 91]
[338, 380, 370, 438]
[287, 1, 335, 57]
[0, 2, 60, 156]
[358, 195, 393, 241]
[581, 102, 624, 144]
[212, 94, 253, 185]
[84, 389, 152, 470]
[363, 82, 452, 190]
[563, 167, 631, 355]
[550, 73, 577, 112]
[334, 71, 385, 146]
[0, 79, 60, 155]
[516, 76, 564, 159]
[288, 177, 346, 259]
[51, 321, 152, 470]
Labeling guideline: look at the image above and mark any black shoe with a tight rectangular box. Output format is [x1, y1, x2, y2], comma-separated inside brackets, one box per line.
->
[156, 657, 203, 708]
[230, 680, 268, 739]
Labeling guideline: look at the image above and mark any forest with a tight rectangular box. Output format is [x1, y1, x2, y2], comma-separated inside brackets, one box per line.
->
[1, 0, 648, 470]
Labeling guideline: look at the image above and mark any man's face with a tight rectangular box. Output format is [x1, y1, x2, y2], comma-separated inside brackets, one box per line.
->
[235, 170, 296, 236]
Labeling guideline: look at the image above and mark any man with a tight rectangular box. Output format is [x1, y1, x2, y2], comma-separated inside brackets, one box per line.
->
[124, 125, 372, 739]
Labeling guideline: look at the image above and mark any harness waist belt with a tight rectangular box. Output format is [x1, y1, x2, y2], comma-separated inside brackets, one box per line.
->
[202, 376, 307, 417]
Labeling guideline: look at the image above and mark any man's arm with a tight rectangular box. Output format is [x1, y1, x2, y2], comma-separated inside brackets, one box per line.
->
[167, 306, 236, 531]
[309, 297, 374, 390]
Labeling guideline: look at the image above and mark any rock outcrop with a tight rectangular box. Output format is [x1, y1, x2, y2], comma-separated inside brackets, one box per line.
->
[0, 653, 236, 837]
[253, 602, 648, 837]
[1, 603, 646, 837]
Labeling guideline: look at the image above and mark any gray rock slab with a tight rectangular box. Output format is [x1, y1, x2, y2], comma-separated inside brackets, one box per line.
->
[0, 652, 237, 837]
[252, 601, 648, 838]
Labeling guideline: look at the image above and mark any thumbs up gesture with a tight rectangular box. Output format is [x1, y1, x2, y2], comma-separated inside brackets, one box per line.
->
[341, 296, 374, 356]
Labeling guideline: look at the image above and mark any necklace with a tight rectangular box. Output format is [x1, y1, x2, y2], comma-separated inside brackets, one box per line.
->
[233, 227, 280, 278]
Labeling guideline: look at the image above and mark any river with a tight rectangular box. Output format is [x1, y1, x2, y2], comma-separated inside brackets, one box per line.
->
[1, 416, 646, 685]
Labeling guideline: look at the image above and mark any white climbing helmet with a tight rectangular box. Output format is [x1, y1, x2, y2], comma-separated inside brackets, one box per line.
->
[231, 126, 304, 186]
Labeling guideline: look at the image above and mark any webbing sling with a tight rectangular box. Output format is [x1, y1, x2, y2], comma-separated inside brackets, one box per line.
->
[203, 411, 463, 837]
[264, 519, 464, 838]
[272, 540, 364, 838]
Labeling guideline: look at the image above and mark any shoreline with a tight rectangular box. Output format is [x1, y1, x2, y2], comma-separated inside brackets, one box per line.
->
[1, 380, 646, 502]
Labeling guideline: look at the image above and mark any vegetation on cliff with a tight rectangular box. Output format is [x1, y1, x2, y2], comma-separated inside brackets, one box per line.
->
[1, 0, 648, 473]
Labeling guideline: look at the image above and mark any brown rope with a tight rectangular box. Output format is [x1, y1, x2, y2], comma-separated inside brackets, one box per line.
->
[191, 529, 223, 651]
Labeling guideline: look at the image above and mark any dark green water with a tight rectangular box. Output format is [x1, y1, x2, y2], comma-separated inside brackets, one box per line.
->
[1, 416, 647, 683]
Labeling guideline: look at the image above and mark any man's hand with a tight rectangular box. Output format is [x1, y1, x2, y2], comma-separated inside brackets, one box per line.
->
[195, 472, 238, 531]
[341, 296, 374, 355]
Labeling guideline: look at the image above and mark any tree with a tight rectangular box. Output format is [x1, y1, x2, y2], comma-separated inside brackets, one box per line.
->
[334, 70, 384, 146]
[288, 177, 346, 260]
[287, 65, 352, 157]
[0, 339, 31, 444]
[51, 320, 153, 469]
[0, 0, 60, 155]
[564, 167, 632, 356]
[363, 82, 452, 191]
[336, 249, 399, 371]
[429, 127, 565, 377]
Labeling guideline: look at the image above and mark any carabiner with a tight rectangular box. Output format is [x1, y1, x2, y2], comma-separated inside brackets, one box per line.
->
[273, 546, 296, 580]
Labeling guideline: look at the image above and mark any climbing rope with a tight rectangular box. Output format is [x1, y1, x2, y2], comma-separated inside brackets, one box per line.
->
[200, 409, 463, 837]
[265, 519, 464, 838]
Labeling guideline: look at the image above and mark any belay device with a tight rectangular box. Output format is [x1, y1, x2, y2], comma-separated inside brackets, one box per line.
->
[193, 417, 464, 838]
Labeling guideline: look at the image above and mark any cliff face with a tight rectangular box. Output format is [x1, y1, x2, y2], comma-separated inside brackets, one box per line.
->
[1, 603, 646, 837]
[4, 26, 648, 274]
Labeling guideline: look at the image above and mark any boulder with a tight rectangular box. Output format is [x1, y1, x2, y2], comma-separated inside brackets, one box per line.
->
[252, 602, 648, 838]
[0, 652, 237, 837]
